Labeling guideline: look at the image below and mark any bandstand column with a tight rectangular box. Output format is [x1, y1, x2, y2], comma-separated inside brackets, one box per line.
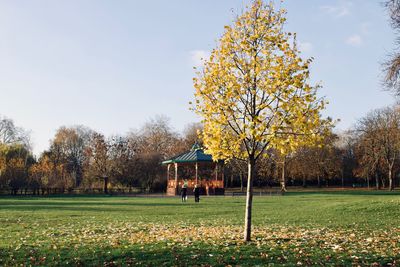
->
[174, 163, 178, 193]
[195, 162, 198, 185]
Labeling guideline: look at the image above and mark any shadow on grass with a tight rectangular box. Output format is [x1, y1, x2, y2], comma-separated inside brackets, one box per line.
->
[0, 202, 193, 213]
[0, 199, 233, 214]
[285, 190, 400, 196]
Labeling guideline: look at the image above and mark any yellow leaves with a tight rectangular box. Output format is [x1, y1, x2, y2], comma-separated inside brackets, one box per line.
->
[19, 220, 400, 264]
[192, 0, 329, 160]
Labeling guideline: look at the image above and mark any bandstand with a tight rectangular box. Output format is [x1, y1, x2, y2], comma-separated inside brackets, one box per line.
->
[162, 143, 224, 196]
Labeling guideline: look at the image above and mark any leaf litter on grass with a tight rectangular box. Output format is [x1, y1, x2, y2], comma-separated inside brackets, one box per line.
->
[3, 221, 400, 266]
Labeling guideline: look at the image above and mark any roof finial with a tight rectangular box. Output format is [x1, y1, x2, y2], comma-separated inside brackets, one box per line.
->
[191, 141, 201, 151]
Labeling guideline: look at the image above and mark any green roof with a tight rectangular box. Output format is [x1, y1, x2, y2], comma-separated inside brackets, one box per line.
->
[162, 143, 213, 164]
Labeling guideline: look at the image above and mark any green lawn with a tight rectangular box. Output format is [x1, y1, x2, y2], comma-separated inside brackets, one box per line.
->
[0, 191, 400, 266]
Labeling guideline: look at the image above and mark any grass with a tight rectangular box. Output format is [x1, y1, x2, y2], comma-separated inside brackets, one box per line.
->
[0, 191, 400, 266]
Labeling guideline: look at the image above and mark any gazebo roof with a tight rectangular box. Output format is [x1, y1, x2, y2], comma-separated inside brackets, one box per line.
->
[162, 143, 213, 164]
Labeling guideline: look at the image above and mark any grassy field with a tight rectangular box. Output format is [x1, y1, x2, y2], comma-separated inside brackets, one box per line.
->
[0, 191, 400, 266]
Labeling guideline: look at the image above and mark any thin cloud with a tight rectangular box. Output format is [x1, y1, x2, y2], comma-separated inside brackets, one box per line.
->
[320, 1, 352, 18]
[190, 50, 210, 67]
[298, 41, 313, 53]
[360, 22, 370, 35]
[346, 34, 363, 46]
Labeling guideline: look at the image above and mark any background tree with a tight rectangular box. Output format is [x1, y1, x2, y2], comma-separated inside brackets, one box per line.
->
[355, 117, 383, 189]
[256, 150, 277, 188]
[108, 136, 138, 191]
[376, 108, 400, 190]
[356, 106, 400, 190]
[0, 116, 30, 146]
[181, 122, 204, 150]
[193, 0, 329, 241]
[287, 146, 314, 187]
[0, 144, 34, 194]
[50, 126, 93, 187]
[384, 0, 400, 93]
[0, 116, 34, 194]
[129, 116, 181, 192]
[84, 132, 111, 193]
[336, 131, 357, 188]
[226, 158, 248, 191]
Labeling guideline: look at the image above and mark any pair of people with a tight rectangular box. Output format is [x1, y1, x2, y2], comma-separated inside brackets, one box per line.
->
[181, 180, 200, 203]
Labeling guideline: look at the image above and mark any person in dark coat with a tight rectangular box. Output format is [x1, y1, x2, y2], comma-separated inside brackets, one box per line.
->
[181, 179, 188, 202]
[193, 184, 200, 203]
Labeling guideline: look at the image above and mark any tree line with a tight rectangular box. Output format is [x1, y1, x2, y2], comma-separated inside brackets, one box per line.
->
[0, 116, 201, 195]
[1, 105, 400, 195]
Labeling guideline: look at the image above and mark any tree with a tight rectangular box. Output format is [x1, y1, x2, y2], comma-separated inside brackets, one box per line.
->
[336, 131, 357, 188]
[50, 126, 93, 187]
[193, 0, 328, 241]
[0, 116, 27, 145]
[287, 146, 314, 187]
[182, 123, 203, 148]
[384, 0, 400, 93]
[356, 107, 400, 191]
[137, 116, 179, 159]
[354, 117, 384, 190]
[0, 143, 34, 194]
[378, 108, 400, 191]
[84, 133, 111, 193]
[226, 158, 249, 191]
[108, 136, 139, 190]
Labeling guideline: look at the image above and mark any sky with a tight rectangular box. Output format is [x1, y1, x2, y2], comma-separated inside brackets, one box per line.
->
[0, 0, 395, 155]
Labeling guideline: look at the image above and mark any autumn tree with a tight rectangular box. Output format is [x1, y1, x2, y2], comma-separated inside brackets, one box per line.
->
[30, 152, 70, 194]
[126, 116, 181, 192]
[137, 116, 179, 158]
[182, 123, 203, 149]
[336, 131, 357, 188]
[0, 116, 30, 146]
[287, 146, 314, 187]
[107, 136, 140, 191]
[0, 143, 34, 194]
[84, 132, 111, 193]
[356, 107, 400, 191]
[384, 0, 400, 93]
[299, 133, 341, 187]
[226, 158, 248, 191]
[0, 117, 33, 194]
[193, 0, 329, 241]
[256, 150, 277, 188]
[354, 131, 381, 189]
[375, 108, 400, 191]
[50, 126, 93, 187]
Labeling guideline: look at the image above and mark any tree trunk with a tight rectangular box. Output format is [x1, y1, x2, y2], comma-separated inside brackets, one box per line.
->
[244, 157, 255, 242]
[240, 172, 244, 192]
[104, 177, 108, 194]
[280, 160, 286, 194]
[366, 173, 370, 189]
[317, 175, 321, 188]
[341, 169, 344, 188]
[375, 172, 380, 190]
[302, 175, 306, 187]
[388, 166, 394, 191]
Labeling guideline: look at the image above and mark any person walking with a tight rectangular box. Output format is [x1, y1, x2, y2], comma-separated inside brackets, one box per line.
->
[193, 184, 200, 203]
[181, 179, 188, 202]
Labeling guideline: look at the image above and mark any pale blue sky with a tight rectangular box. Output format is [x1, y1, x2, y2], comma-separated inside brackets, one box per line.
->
[0, 0, 395, 155]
